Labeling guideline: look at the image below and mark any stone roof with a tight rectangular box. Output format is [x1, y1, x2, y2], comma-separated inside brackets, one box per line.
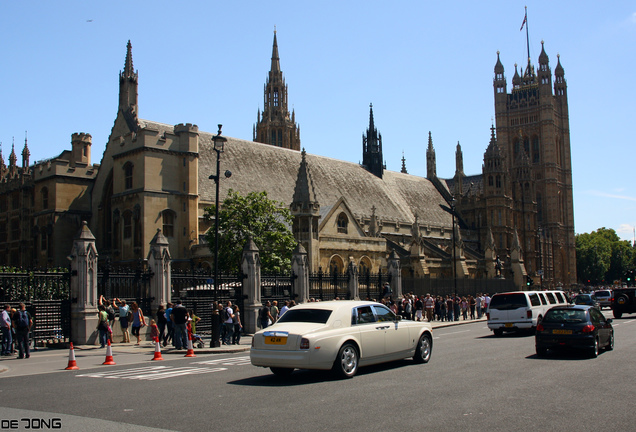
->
[196, 133, 453, 230]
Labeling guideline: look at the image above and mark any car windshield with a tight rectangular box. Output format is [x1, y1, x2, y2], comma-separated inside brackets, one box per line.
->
[275, 308, 332, 324]
[489, 293, 528, 310]
[574, 295, 592, 304]
[543, 309, 587, 323]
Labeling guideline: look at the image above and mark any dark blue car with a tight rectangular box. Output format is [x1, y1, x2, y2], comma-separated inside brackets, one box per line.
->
[535, 305, 613, 358]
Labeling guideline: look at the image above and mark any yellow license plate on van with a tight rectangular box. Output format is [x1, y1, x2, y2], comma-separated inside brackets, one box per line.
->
[265, 336, 287, 345]
[505, 323, 513, 328]
[552, 329, 572, 335]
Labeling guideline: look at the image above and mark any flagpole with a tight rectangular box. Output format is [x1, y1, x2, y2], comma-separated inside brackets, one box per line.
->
[525, 6, 530, 65]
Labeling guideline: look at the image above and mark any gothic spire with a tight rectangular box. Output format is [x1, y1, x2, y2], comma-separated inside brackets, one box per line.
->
[271, 29, 280, 73]
[401, 151, 408, 174]
[22, 131, 30, 169]
[426, 131, 437, 179]
[292, 149, 318, 205]
[123, 40, 134, 79]
[362, 103, 383, 178]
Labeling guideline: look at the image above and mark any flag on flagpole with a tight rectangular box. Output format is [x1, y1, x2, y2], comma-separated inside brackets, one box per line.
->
[520, 14, 527, 31]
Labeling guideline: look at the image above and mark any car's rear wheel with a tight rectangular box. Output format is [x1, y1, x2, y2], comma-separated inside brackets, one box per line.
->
[270, 367, 294, 377]
[493, 329, 503, 337]
[589, 338, 599, 358]
[613, 309, 623, 319]
[413, 333, 432, 364]
[536, 345, 547, 357]
[333, 343, 358, 379]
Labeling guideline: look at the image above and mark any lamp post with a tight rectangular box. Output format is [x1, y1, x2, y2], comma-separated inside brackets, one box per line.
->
[538, 226, 544, 289]
[209, 125, 228, 302]
[450, 197, 457, 296]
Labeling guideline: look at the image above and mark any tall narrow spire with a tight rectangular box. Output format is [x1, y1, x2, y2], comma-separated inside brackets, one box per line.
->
[123, 40, 134, 79]
[118, 40, 139, 130]
[401, 151, 408, 174]
[271, 29, 280, 73]
[362, 103, 383, 178]
[426, 131, 437, 179]
[22, 131, 30, 169]
[254, 30, 300, 150]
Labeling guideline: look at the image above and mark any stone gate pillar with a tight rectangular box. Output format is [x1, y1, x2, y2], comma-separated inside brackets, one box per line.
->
[69, 221, 99, 345]
[347, 258, 359, 300]
[241, 237, 261, 334]
[147, 229, 171, 312]
[388, 250, 402, 298]
[291, 244, 310, 303]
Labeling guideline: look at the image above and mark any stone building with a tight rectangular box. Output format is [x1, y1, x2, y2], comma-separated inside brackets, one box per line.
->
[0, 33, 576, 288]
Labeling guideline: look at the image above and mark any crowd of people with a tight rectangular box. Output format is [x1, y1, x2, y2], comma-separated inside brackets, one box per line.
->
[377, 289, 492, 322]
[1, 302, 33, 359]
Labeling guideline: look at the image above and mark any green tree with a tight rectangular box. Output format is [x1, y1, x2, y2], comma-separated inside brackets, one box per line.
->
[204, 189, 296, 274]
[575, 227, 634, 285]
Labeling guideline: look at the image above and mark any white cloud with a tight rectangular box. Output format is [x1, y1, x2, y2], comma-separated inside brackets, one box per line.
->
[588, 190, 636, 202]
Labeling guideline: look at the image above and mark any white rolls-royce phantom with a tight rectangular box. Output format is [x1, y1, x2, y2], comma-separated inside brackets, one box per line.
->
[250, 300, 433, 378]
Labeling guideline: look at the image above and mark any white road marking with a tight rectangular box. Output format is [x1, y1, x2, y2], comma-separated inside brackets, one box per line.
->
[77, 366, 227, 380]
[435, 330, 471, 337]
[192, 356, 251, 366]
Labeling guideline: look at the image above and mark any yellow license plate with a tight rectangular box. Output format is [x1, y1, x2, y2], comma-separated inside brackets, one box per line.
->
[552, 329, 572, 335]
[265, 336, 287, 345]
[505, 323, 513, 328]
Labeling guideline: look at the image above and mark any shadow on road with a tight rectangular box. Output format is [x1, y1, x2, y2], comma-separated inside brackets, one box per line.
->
[229, 359, 416, 386]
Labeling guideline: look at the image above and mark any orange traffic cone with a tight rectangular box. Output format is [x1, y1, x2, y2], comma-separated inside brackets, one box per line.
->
[102, 340, 116, 365]
[184, 331, 196, 358]
[152, 338, 164, 361]
[65, 342, 79, 370]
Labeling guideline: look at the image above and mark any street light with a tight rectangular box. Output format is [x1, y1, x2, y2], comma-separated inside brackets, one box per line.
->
[450, 197, 457, 296]
[208, 125, 230, 302]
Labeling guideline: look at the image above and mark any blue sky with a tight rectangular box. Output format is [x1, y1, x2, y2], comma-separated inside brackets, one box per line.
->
[1, 1, 635, 243]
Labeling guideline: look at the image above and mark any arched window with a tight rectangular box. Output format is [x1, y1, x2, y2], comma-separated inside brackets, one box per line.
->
[273, 88, 279, 106]
[496, 175, 501, 188]
[124, 162, 133, 190]
[488, 175, 494, 187]
[337, 213, 348, 234]
[162, 210, 175, 237]
[41, 187, 49, 210]
[40, 227, 48, 251]
[532, 136, 540, 163]
[123, 211, 132, 239]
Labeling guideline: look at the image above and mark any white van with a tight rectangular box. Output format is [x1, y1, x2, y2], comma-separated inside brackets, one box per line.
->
[487, 290, 568, 336]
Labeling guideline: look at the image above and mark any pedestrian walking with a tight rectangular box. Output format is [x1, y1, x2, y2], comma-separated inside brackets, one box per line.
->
[424, 294, 435, 322]
[232, 305, 242, 345]
[97, 304, 109, 348]
[130, 302, 146, 345]
[171, 300, 188, 349]
[156, 304, 167, 345]
[270, 301, 279, 324]
[1, 304, 13, 356]
[222, 301, 234, 345]
[115, 298, 130, 343]
[259, 301, 274, 329]
[12, 303, 32, 359]
[165, 302, 174, 347]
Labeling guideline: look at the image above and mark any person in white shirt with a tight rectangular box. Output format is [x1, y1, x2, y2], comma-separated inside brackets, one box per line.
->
[278, 300, 290, 319]
[1, 304, 12, 356]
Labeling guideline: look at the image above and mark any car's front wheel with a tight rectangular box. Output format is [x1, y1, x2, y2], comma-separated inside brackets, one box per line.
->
[333, 343, 358, 378]
[413, 333, 432, 364]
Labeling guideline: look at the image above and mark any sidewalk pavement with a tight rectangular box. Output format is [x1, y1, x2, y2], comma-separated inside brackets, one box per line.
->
[0, 316, 487, 374]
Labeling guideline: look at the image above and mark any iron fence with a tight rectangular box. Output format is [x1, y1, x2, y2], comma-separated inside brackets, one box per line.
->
[308, 269, 351, 301]
[402, 276, 516, 298]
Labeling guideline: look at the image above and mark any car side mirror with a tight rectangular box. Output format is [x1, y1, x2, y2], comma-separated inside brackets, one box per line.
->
[395, 315, 402, 322]
[607, 318, 613, 324]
